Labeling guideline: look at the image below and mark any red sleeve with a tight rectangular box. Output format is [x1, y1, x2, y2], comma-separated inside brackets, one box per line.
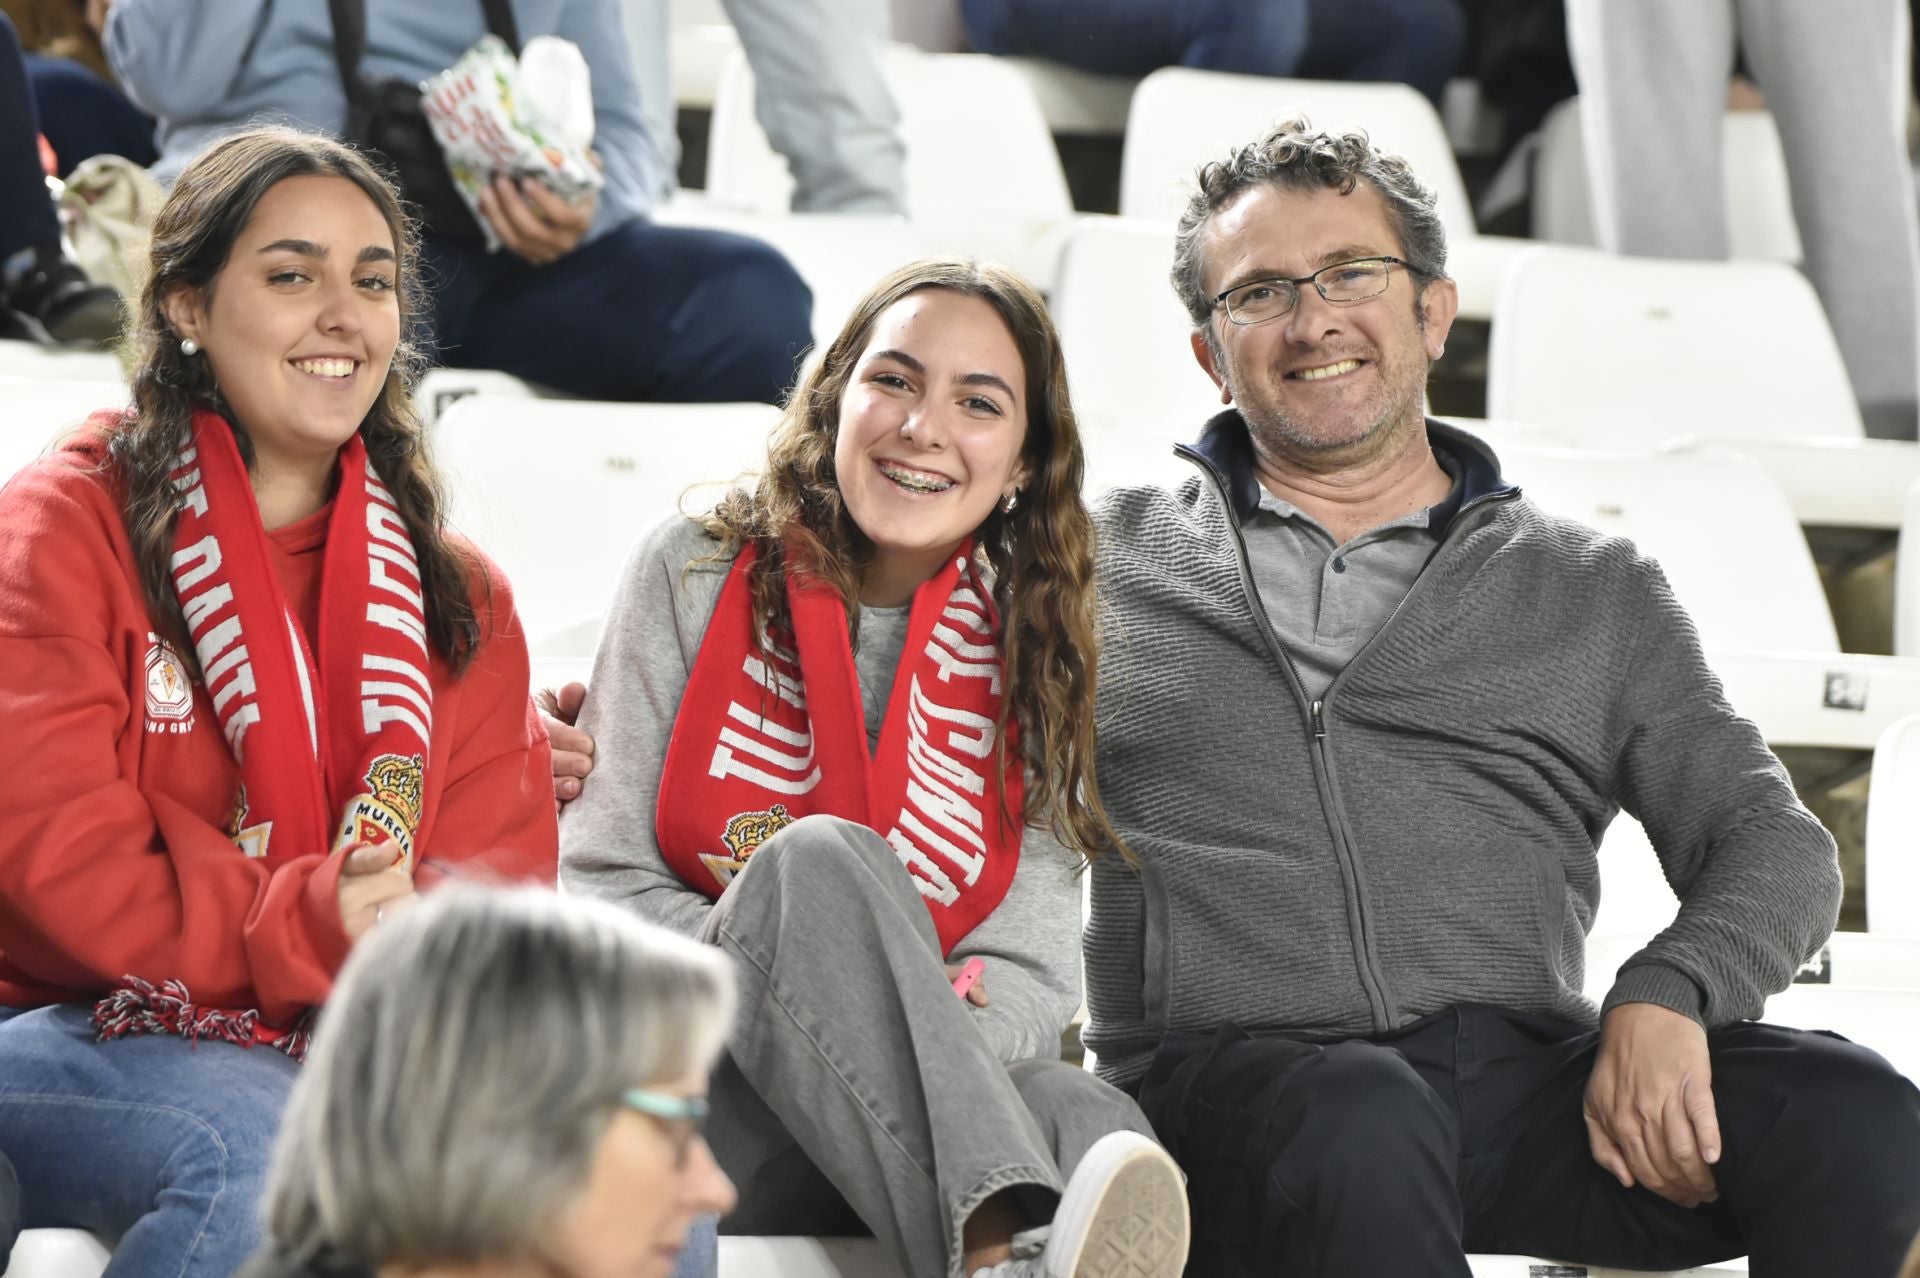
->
[414, 547, 559, 891]
[0, 459, 352, 1021]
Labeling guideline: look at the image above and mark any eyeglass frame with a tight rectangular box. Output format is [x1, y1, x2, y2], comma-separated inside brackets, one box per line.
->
[1210, 255, 1427, 326]
[621, 1088, 710, 1167]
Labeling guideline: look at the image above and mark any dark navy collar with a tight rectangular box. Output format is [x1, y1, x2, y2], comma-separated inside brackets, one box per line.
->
[1175, 411, 1517, 537]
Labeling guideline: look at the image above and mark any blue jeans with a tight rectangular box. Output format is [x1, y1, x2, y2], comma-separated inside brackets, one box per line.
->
[0, 1003, 298, 1278]
[421, 219, 814, 405]
[962, 0, 1465, 103]
[22, 52, 156, 177]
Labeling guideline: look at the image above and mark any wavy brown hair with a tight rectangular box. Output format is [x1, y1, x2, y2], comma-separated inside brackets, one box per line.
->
[701, 258, 1124, 863]
[110, 126, 480, 674]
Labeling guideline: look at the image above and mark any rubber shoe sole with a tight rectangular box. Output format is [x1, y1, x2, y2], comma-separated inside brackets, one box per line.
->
[1044, 1131, 1189, 1278]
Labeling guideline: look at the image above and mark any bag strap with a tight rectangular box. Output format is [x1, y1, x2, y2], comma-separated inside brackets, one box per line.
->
[327, 0, 523, 104]
[481, 0, 522, 54]
[326, 0, 370, 106]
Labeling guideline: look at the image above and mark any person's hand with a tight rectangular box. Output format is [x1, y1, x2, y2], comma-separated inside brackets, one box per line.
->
[85, 0, 114, 36]
[946, 962, 990, 1008]
[477, 175, 596, 267]
[536, 681, 595, 809]
[336, 840, 416, 941]
[1584, 1002, 1721, 1208]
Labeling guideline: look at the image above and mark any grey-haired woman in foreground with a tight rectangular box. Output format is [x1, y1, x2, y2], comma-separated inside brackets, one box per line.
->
[242, 886, 737, 1278]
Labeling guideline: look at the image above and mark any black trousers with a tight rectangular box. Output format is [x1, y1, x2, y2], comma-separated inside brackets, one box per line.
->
[1134, 1005, 1920, 1278]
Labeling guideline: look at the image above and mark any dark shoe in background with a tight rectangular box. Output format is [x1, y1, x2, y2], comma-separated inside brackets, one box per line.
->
[1, 241, 122, 347]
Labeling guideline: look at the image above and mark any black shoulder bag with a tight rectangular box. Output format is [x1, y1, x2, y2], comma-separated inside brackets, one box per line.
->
[327, 0, 522, 244]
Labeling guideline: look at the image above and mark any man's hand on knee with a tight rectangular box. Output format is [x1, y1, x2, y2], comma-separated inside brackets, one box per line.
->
[1584, 1002, 1722, 1208]
[536, 681, 595, 809]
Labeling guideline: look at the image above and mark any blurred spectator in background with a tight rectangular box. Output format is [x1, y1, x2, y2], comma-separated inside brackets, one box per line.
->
[960, 0, 1466, 106]
[1, 0, 155, 175]
[1567, 0, 1920, 441]
[104, 0, 813, 404]
[242, 887, 737, 1278]
[622, 0, 906, 213]
[0, 11, 121, 344]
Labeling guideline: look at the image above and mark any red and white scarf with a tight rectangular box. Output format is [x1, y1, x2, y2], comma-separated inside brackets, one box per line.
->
[656, 541, 1023, 955]
[94, 410, 436, 1054]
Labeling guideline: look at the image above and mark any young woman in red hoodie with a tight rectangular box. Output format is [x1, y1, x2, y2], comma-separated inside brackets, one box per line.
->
[0, 127, 557, 1276]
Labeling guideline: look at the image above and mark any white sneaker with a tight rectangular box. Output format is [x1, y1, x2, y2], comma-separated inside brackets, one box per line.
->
[1042, 1131, 1189, 1278]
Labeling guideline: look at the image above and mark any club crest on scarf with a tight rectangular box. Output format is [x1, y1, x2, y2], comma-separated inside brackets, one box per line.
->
[337, 752, 426, 866]
[658, 544, 1024, 955]
[702, 803, 795, 887]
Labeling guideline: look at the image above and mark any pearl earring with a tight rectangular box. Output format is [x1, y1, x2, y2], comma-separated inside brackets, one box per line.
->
[179, 338, 200, 356]
[1002, 490, 1020, 515]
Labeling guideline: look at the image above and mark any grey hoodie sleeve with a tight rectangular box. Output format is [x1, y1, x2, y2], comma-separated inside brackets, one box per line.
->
[947, 821, 1084, 1065]
[1602, 554, 1841, 1027]
[558, 514, 728, 938]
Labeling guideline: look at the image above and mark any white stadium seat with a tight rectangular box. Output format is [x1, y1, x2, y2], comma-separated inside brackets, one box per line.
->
[1532, 98, 1802, 263]
[0, 339, 123, 384]
[1116, 67, 1530, 319]
[2, 375, 128, 481]
[1500, 444, 1920, 750]
[1867, 713, 1920, 933]
[435, 395, 779, 649]
[720, 1236, 895, 1276]
[415, 367, 565, 427]
[6, 1229, 110, 1278]
[705, 47, 1074, 287]
[1489, 246, 1857, 443]
[1502, 446, 1835, 652]
[653, 202, 930, 345]
[1000, 58, 1136, 135]
[1488, 245, 1920, 531]
[1049, 217, 1221, 438]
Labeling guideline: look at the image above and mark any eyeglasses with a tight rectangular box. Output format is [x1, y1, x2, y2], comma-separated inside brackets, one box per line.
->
[622, 1088, 711, 1168]
[1212, 256, 1421, 326]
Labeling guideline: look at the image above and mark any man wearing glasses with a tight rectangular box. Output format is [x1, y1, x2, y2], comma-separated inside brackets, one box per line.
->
[1084, 116, 1920, 1274]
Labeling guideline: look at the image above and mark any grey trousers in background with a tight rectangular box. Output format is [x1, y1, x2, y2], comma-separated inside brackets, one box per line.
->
[1567, 0, 1920, 439]
[701, 815, 1153, 1278]
[621, 0, 906, 213]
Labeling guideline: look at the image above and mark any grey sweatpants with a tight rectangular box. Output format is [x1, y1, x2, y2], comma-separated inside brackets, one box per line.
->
[700, 815, 1153, 1278]
[1566, 0, 1920, 439]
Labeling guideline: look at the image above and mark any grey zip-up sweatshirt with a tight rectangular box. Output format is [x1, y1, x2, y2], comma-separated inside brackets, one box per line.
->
[560, 513, 1083, 1065]
[1083, 413, 1840, 1088]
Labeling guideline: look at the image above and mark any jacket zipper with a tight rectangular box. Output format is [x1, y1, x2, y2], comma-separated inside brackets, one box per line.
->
[1179, 444, 1517, 1032]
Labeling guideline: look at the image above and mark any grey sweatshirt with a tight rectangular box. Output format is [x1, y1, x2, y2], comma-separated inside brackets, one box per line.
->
[560, 514, 1082, 1064]
[1083, 414, 1841, 1087]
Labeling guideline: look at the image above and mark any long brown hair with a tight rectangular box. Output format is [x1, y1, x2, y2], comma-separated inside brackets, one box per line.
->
[111, 126, 480, 674]
[702, 258, 1125, 863]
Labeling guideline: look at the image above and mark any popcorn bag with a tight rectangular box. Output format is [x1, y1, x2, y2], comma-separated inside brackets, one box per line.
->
[419, 35, 603, 253]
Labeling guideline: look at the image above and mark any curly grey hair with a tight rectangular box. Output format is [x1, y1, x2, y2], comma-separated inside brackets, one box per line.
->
[1170, 114, 1450, 329]
[261, 886, 735, 1273]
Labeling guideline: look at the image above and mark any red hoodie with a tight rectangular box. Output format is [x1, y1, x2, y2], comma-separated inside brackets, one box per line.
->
[0, 438, 558, 1026]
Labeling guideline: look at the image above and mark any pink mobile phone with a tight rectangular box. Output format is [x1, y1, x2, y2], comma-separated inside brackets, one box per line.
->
[951, 957, 986, 999]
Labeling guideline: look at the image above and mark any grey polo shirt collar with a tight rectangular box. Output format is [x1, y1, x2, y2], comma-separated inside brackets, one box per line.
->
[1242, 449, 1463, 703]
